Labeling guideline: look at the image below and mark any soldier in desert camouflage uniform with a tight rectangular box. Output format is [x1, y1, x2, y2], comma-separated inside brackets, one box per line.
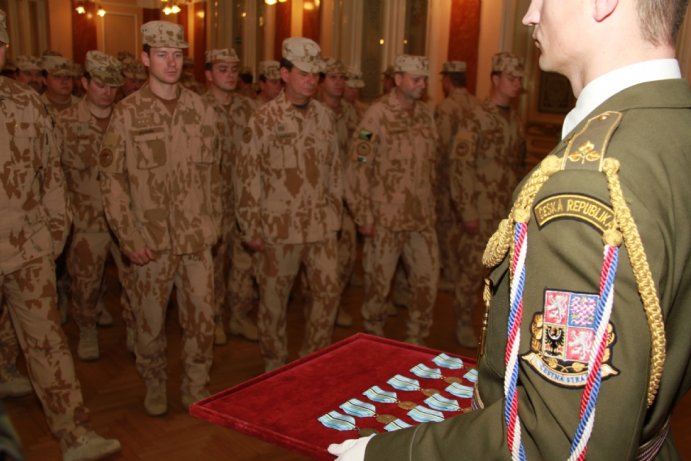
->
[117, 56, 147, 101]
[56, 50, 136, 361]
[434, 61, 480, 295]
[317, 57, 359, 327]
[236, 37, 342, 372]
[347, 54, 439, 345]
[449, 52, 526, 347]
[99, 21, 222, 416]
[0, 10, 121, 460]
[344, 67, 369, 120]
[256, 60, 282, 106]
[40, 55, 79, 113]
[202, 48, 259, 345]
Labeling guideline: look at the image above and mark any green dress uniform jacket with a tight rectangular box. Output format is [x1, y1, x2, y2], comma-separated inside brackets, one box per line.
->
[365, 78, 691, 460]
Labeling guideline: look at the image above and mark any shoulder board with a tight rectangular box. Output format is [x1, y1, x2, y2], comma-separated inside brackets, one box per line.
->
[563, 111, 622, 172]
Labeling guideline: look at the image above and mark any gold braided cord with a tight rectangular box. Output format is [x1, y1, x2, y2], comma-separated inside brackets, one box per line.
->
[482, 155, 562, 268]
[602, 158, 666, 407]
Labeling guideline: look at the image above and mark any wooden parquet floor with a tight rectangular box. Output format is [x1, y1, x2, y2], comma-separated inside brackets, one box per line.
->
[5, 263, 691, 461]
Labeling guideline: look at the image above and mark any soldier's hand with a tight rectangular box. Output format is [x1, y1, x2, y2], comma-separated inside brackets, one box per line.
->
[358, 224, 376, 237]
[128, 247, 156, 265]
[462, 219, 480, 235]
[245, 237, 265, 252]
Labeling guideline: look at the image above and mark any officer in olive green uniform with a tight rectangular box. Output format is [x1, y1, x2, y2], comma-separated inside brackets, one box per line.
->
[347, 55, 439, 344]
[56, 50, 134, 361]
[236, 37, 342, 372]
[40, 55, 80, 113]
[202, 48, 259, 344]
[449, 52, 526, 348]
[434, 60, 480, 292]
[318, 57, 360, 327]
[330, 1, 691, 459]
[99, 21, 221, 416]
[0, 10, 121, 461]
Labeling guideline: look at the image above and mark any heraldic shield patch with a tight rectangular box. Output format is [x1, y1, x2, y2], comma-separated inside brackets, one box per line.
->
[522, 289, 619, 387]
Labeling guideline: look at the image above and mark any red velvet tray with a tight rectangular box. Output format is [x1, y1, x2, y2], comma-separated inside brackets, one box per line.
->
[190, 333, 477, 460]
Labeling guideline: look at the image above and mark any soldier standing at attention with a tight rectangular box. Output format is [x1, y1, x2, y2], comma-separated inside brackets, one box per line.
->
[236, 37, 342, 372]
[0, 10, 121, 461]
[317, 57, 360, 328]
[347, 55, 439, 345]
[40, 55, 79, 113]
[449, 52, 526, 349]
[434, 61, 480, 297]
[256, 60, 282, 106]
[202, 48, 259, 345]
[15, 56, 43, 93]
[99, 21, 222, 416]
[56, 50, 134, 361]
[331, 0, 691, 459]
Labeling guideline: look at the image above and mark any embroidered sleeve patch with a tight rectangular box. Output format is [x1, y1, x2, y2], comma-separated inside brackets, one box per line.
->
[522, 289, 619, 387]
[358, 129, 373, 141]
[355, 141, 371, 163]
[534, 193, 614, 233]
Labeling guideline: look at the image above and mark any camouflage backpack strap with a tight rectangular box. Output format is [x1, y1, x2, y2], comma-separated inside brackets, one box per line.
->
[483, 110, 665, 407]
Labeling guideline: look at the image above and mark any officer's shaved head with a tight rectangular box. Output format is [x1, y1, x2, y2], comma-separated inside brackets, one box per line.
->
[637, 0, 688, 45]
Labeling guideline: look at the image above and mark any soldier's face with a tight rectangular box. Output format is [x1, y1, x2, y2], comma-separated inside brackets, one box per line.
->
[17, 69, 43, 92]
[142, 47, 183, 85]
[320, 72, 346, 99]
[492, 72, 522, 101]
[395, 73, 427, 101]
[45, 73, 73, 97]
[205, 62, 239, 92]
[523, 0, 585, 77]
[344, 86, 358, 103]
[281, 66, 319, 104]
[259, 78, 282, 100]
[83, 77, 118, 109]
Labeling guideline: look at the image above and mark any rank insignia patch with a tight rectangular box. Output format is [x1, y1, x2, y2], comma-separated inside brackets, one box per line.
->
[522, 289, 619, 387]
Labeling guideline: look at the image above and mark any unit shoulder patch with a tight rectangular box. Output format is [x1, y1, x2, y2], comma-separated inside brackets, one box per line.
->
[534, 193, 614, 233]
[522, 289, 619, 387]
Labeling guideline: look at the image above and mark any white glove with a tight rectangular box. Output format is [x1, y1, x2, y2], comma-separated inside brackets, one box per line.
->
[327, 435, 374, 461]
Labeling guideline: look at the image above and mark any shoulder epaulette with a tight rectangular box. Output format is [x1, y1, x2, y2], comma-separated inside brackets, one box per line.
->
[563, 111, 622, 172]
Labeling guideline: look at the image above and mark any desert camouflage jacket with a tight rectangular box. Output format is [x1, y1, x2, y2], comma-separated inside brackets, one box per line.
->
[235, 91, 342, 245]
[0, 77, 70, 273]
[99, 83, 222, 256]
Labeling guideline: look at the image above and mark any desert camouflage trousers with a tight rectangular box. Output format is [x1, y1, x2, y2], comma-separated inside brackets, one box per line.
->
[0, 256, 90, 446]
[362, 227, 439, 340]
[337, 210, 357, 294]
[254, 236, 340, 370]
[66, 231, 134, 330]
[213, 234, 257, 324]
[453, 218, 499, 327]
[437, 211, 464, 285]
[129, 249, 214, 395]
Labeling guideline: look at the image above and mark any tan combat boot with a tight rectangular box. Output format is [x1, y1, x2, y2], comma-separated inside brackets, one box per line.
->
[144, 382, 167, 416]
[62, 431, 121, 461]
[229, 315, 258, 342]
[77, 326, 99, 361]
[0, 365, 32, 398]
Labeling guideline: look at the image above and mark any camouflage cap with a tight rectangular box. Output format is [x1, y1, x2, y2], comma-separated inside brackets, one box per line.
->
[345, 67, 365, 89]
[85, 50, 123, 87]
[393, 54, 429, 77]
[41, 55, 74, 76]
[205, 48, 239, 65]
[322, 57, 346, 75]
[16, 55, 41, 71]
[141, 20, 189, 49]
[282, 37, 323, 73]
[258, 60, 280, 80]
[0, 9, 8, 45]
[440, 60, 467, 74]
[117, 51, 135, 62]
[492, 52, 524, 77]
[122, 59, 147, 80]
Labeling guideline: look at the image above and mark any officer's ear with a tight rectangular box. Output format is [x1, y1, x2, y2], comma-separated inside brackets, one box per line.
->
[593, 0, 619, 22]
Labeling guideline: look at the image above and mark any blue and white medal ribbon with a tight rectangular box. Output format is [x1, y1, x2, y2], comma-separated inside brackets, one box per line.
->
[340, 399, 376, 418]
[407, 406, 445, 423]
[424, 394, 461, 412]
[410, 364, 443, 380]
[432, 353, 464, 370]
[464, 368, 479, 383]
[387, 374, 421, 391]
[363, 385, 418, 410]
[383, 419, 412, 432]
[318, 411, 357, 431]
[446, 382, 474, 399]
